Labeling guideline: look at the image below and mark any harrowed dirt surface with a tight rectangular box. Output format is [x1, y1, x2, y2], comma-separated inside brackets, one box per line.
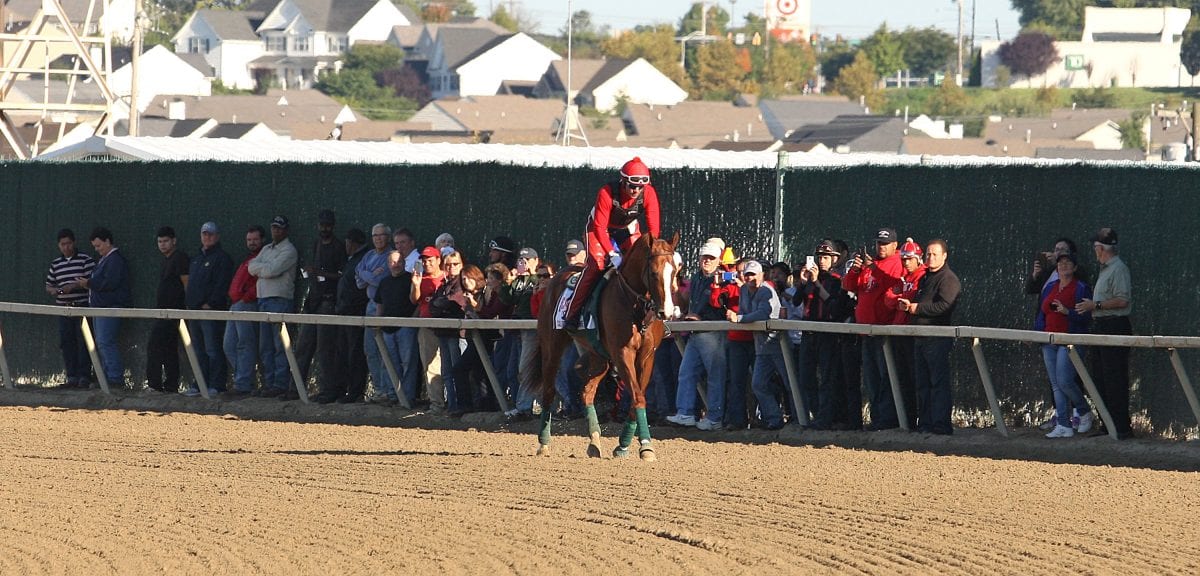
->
[2, 388, 1200, 575]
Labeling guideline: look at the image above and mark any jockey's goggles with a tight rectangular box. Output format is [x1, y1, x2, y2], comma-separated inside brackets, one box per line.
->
[623, 175, 650, 186]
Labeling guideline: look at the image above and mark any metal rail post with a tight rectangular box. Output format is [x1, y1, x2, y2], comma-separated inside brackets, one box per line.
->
[778, 337, 808, 426]
[79, 315, 109, 394]
[0, 320, 13, 390]
[279, 322, 309, 404]
[970, 338, 1009, 437]
[373, 328, 411, 409]
[1167, 348, 1200, 427]
[880, 336, 910, 431]
[178, 319, 210, 399]
[1066, 345, 1117, 440]
[470, 329, 510, 414]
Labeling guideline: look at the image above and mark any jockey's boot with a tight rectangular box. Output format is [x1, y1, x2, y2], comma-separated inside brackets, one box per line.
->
[563, 264, 602, 331]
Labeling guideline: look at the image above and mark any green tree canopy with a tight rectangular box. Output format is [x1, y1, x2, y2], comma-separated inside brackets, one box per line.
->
[860, 24, 906, 79]
[489, 6, 519, 32]
[679, 2, 730, 35]
[818, 39, 858, 83]
[833, 51, 884, 110]
[601, 24, 692, 90]
[345, 43, 404, 74]
[761, 42, 817, 96]
[897, 26, 957, 77]
[1182, 28, 1200, 75]
[692, 41, 743, 99]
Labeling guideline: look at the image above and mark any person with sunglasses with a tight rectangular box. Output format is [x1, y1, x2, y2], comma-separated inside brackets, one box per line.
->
[562, 156, 661, 331]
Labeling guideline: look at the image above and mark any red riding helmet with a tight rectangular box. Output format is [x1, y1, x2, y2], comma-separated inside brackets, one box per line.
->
[620, 157, 651, 184]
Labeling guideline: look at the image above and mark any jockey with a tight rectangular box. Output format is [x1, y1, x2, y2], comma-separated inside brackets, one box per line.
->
[562, 156, 661, 330]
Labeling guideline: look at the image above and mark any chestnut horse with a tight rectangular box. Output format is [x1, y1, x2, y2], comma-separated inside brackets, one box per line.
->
[531, 232, 679, 460]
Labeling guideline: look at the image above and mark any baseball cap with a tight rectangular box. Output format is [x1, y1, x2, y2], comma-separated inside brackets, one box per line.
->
[899, 237, 923, 259]
[420, 246, 440, 258]
[271, 215, 289, 229]
[699, 240, 722, 259]
[876, 228, 897, 243]
[743, 261, 763, 276]
[816, 240, 839, 256]
[318, 209, 335, 225]
[1090, 227, 1118, 246]
[518, 247, 539, 260]
[200, 221, 218, 234]
[565, 239, 584, 255]
[489, 236, 515, 253]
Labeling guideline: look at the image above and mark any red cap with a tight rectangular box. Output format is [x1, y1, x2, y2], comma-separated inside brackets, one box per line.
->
[420, 246, 440, 258]
[620, 156, 650, 180]
[900, 237, 923, 259]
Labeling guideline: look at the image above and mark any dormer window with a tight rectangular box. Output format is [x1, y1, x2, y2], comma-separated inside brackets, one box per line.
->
[188, 37, 210, 54]
[293, 35, 309, 52]
[265, 35, 285, 52]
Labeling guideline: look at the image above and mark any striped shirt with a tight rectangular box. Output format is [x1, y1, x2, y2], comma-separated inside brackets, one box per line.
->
[45, 253, 95, 306]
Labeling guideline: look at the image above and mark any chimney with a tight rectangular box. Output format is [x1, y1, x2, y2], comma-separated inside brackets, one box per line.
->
[1025, 129, 1031, 144]
[167, 100, 185, 120]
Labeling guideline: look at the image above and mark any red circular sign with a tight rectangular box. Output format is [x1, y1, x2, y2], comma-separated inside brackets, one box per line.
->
[777, 0, 797, 15]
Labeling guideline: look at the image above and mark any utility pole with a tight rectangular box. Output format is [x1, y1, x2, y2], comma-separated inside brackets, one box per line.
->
[130, 0, 143, 136]
[956, 0, 964, 85]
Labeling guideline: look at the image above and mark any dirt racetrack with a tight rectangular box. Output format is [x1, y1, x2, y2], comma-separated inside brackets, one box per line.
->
[2, 389, 1199, 575]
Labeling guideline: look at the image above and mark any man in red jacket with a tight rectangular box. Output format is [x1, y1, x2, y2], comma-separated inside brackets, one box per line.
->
[222, 225, 265, 398]
[842, 227, 904, 430]
[563, 156, 661, 330]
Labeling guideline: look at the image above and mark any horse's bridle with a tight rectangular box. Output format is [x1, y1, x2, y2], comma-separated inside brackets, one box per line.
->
[614, 248, 674, 332]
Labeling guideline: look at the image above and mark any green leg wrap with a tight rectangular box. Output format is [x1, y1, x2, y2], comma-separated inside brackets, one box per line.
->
[538, 409, 552, 447]
[619, 417, 637, 449]
[585, 404, 601, 437]
[636, 408, 651, 443]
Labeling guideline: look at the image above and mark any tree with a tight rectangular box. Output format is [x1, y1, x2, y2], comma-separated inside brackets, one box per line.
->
[896, 26, 956, 77]
[1010, 0, 1090, 40]
[928, 78, 968, 116]
[1182, 28, 1200, 76]
[998, 31, 1059, 86]
[601, 25, 692, 91]
[692, 41, 743, 99]
[379, 64, 432, 107]
[860, 24, 906, 80]
[1118, 111, 1147, 149]
[819, 39, 857, 83]
[317, 44, 417, 120]
[421, 0, 476, 22]
[345, 44, 404, 74]
[490, 6, 519, 32]
[833, 51, 884, 111]
[678, 2, 730, 35]
[761, 42, 817, 96]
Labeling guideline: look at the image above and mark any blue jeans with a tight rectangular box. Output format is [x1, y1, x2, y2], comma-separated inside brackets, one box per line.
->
[363, 302, 391, 398]
[648, 338, 680, 417]
[224, 301, 259, 392]
[380, 328, 414, 402]
[516, 330, 538, 412]
[439, 335, 463, 411]
[725, 339, 754, 426]
[495, 331, 521, 401]
[399, 327, 420, 403]
[915, 336, 954, 434]
[751, 353, 789, 427]
[675, 331, 726, 421]
[189, 319, 227, 392]
[257, 297, 293, 390]
[1042, 344, 1090, 427]
[92, 316, 123, 384]
[58, 315, 91, 383]
[555, 342, 584, 414]
[862, 336, 897, 428]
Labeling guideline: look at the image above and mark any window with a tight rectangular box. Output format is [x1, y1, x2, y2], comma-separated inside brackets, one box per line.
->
[264, 35, 285, 52]
[293, 35, 309, 52]
[327, 36, 348, 53]
[188, 37, 210, 54]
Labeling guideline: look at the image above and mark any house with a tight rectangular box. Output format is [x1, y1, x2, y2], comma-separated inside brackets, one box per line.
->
[784, 115, 908, 153]
[109, 45, 212, 113]
[390, 17, 501, 58]
[426, 30, 560, 99]
[756, 95, 869, 140]
[980, 7, 1196, 88]
[3, 0, 137, 41]
[981, 108, 1133, 150]
[144, 89, 356, 140]
[172, 0, 414, 90]
[406, 95, 581, 144]
[620, 101, 772, 149]
[534, 58, 688, 113]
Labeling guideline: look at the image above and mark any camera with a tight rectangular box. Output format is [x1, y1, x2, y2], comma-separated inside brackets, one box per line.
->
[721, 271, 735, 283]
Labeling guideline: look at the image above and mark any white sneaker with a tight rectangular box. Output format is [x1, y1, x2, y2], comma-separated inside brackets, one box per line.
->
[1045, 424, 1075, 438]
[1038, 417, 1056, 431]
[695, 418, 719, 431]
[1076, 412, 1094, 434]
[666, 414, 696, 427]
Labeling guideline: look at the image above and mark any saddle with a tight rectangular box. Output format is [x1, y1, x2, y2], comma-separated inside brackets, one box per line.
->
[553, 268, 610, 359]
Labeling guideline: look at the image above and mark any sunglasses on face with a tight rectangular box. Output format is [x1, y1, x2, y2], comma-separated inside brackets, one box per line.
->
[537, 273, 551, 279]
[624, 175, 650, 186]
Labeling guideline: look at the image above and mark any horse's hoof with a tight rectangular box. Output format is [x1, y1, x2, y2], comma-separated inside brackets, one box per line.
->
[639, 447, 656, 462]
[536, 444, 551, 456]
[612, 446, 630, 459]
[587, 443, 603, 459]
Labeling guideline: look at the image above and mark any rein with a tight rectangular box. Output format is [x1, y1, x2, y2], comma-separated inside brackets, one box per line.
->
[614, 248, 674, 333]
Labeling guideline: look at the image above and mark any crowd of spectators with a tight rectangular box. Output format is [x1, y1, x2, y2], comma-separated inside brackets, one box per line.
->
[43, 218, 1134, 439]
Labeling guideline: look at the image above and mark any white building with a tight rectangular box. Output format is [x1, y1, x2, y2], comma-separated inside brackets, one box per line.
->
[981, 7, 1197, 88]
[426, 31, 560, 99]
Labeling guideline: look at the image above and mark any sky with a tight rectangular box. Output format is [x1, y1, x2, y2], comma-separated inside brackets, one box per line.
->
[498, 0, 1023, 42]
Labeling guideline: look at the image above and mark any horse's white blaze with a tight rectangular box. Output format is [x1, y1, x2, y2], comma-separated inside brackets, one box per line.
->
[661, 262, 677, 319]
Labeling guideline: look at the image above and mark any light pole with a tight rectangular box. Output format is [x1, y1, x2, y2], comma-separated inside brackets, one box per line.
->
[956, 0, 964, 85]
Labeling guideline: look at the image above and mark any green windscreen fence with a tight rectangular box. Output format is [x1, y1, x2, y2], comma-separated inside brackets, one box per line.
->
[1, 160, 1197, 434]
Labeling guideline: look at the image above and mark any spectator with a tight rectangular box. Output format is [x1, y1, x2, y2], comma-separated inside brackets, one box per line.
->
[79, 227, 131, 388]
[454, 263, 511, 413]
[499, 247, 542, 419]
[411, 246, 447, 413]
[357, 224, 397, 404]
[450, 263, 486, 415]
[392, 227, 421, 400]
[487, 236, 517, 268]
[667, 238, 728, 429]
[375, 250, 416, 407]
[44, 228, 95, 389]
[898, 239, 961, 435]
[564, 239, 586, 268]
[881, 237, 926, 428]
[721, 257, 754, 430]
[557, 240, 588, 417]
[831, 238, 864, 431]
[330, 228, 370, 404]
[146, 226, 189, 393]
[1036, 253, 1094, 438]
[794, 240, 855, 429]
[393, 227, 419, 273]
[726, 260, 786, 430]
[222, 225, 265, 399]
[294, 209, 342, 397]
[247, 216, 298, 398]
[1025, 237, 1088, 298]
[435, 232, 456, 258]
[843, 227, 905, 431]
[429, 249, 468, 414]
[184, 221, 234, 396]
[1076, 227, 1133, 440]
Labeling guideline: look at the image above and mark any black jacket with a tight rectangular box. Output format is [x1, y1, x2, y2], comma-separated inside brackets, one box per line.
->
[911, 266, 960, 326]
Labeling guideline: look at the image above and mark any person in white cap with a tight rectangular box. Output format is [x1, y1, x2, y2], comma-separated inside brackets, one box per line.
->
[667, 238, 728, 429]
[727, 260, 786, 430]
